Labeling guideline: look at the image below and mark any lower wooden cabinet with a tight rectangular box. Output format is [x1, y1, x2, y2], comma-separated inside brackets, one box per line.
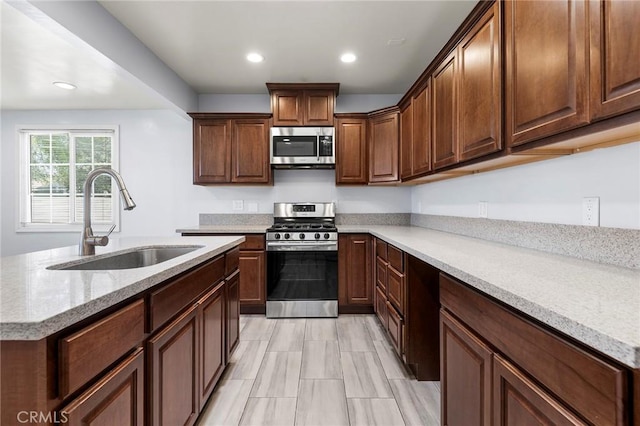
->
[226, 270, 240, 358]
[375, 286, 388, 330]
[238, 250, 265, 311]
[61, 347, 145, 426]
[148, 305, 199, 426]
[386, 301, 403, 355]
[338, 234, 373, 312]
[198, 283, 226, 412]
[440, 309, 492, 426]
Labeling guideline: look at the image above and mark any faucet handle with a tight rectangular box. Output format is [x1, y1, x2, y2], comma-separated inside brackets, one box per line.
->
[105, 224, 116, 238]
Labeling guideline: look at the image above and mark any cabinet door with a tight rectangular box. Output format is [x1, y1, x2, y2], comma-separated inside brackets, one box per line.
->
[441, 309, 492, 426]
[387, 302, 403, 356]
[336, 117, 368, 184]
[198, 283, 226, 411]
[493, 355, 586, 426]
[375, 256, 388, 293]
[432, 51, 458, 170]
[375, 286, 388, 330]
[400, 103, 413, 180]
[338, 234, 373, 306]
[238, 250, 265, 306]
[62, 348, 144, 426]
[590, 0, 640, 120]
[193, 119, 231, 183]
[231, 119, 270, 183]
[458, 2, 502, 162]
[505, 0, 589, 147]
[368, 112, 399, 183]
[412, 84, 432, 176]
[387, 266, 404, 316]
[271, 90, 303, 126]
[226, 270, 240, 358]
[304, 90, 335, 126]
[148, 305, 199, 426]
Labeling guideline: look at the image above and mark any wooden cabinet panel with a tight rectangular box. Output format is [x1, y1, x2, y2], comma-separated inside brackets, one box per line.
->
[412, 85, 432, 175]
[193, 119, 231, 183]
[387, 245, 404, 272]
[240, 234, 265, 250]
[338, 234, 373, 309]
[400, 103, 413, 180]
[226, 270, 240, 358]
[59, 299, 144, 398]
[440, 274, 628, 426]
[62, 348, 144, 426]
[386, 302, 403, 356]
[231, 119, 270, 183]
[238, 251, 265, 306]
[304, 90, 335, 126]
[150, 255, 225, 331]
[590, 0, 640, 120]
[375, 256, 388, 293]
[198, 283, 225, 411]
[505, 0, 589, 147]
[148, 305, 199, 426]
[387, 266, 404, 315]
[441, 309, 492, 426]
[375, 239, 388, 260]
[225, 246, 240, 276]
[271, 90, 303, 126]
[432, 51, 458, 170]
[493, 355, 586, 426]
[336, 116, 368, 184]
[368, 109, 399, 183]
[458, 2, 502, 161]
[375, 286, 388, 330]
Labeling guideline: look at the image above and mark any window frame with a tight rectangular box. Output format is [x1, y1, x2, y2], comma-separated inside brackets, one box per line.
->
[16, 125, 121, 233]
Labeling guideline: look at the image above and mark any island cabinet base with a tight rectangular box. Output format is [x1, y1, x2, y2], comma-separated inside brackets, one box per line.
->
[440, 273, 633, 426]
[0, 247, 241, 426]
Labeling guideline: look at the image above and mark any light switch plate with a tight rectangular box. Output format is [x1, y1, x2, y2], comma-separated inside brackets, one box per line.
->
[478, 201, 488, 218]
[582, 197, 600, 226]
[232, 200, 244, 211]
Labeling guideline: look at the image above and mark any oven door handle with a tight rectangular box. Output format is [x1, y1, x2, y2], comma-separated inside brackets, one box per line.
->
[267, 241, 337, 251]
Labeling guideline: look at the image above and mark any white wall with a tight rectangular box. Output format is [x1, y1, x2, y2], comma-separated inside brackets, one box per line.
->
[411, 142, 640, 230]
[1, 109, 411, 256]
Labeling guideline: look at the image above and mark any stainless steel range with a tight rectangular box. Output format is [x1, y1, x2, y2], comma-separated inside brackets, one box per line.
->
[266, 202, 338, 318]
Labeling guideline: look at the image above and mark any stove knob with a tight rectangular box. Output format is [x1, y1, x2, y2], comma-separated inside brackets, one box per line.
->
[275, 233, 281, 240]
[284, 233, 290, 240]
[299, 233, 306, 240]
[324, 233, 330, 240]
[314, 233, 321, 240]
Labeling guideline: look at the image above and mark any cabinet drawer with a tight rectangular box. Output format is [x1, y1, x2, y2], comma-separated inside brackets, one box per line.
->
[375, 239, 388, 260]
[59, 299, 144, 398]
[387, 302, 403, 356]
[387, 266, 404, 315]
[387, 245, 404, 272]
[440, 274, 628, 426]
[375, 256, 388, 293]
[241, 234, 265, 250]
[375, 286, 388, 330]
[150, 255, 224, 331]
[225, 246, 240, 275]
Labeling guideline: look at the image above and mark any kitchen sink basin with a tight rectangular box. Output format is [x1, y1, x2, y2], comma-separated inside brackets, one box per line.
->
[48, 245, 204, 270]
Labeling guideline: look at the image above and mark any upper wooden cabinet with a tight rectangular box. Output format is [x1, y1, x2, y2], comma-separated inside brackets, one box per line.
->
[432, 51, 458, 170]
[190, 113, 271, 185]
[368, 107, 400, 183]
[335, 114, 368, 185]
[267, 83, 339, 126]
[589, 0, 640, 120]
[505, 0, 590, 147]
[457, 1, 502, 162]
[400, 81, 432, 180]
[400, 102, 413, 180]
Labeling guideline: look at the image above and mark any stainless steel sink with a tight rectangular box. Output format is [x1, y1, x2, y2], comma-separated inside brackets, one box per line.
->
[48, 245, 204, 270]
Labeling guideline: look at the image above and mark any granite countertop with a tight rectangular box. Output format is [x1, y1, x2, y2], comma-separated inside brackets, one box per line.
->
[0, 236, 244, 341]
[178, 223, 640, 367]
[177, 225, 269, 234]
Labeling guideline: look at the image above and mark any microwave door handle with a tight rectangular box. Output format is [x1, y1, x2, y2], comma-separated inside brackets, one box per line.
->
[316, 136, 320, 161]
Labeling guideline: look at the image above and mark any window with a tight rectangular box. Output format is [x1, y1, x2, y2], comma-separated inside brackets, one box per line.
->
[18, 126, 119, 232]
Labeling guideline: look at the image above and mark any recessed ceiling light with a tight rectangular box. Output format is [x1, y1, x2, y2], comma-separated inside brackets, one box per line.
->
[52, 81, 77, 90]
[247, 53, 264, 63]
[340, 53, 357, 63]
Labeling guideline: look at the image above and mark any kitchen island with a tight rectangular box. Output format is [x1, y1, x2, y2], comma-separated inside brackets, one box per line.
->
[1, 235, 244, 425]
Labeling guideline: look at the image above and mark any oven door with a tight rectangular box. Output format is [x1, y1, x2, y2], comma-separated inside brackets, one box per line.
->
[266, 249, 338, 317]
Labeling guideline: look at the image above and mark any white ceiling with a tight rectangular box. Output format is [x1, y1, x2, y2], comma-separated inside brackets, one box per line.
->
[1, 0, 478, 110]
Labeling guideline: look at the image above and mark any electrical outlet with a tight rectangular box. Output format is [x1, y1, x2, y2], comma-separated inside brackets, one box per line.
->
[478, 201, 488, 218]
[232, 200, 244, 211]
[582, 197, 600, 226]
[247, 202, 258, 213]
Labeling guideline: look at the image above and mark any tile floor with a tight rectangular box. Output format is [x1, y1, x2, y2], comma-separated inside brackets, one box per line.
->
[196, 315, 441, 426]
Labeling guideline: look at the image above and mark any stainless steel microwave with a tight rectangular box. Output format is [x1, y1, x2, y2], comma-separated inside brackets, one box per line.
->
[270, 127, 335, 168]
